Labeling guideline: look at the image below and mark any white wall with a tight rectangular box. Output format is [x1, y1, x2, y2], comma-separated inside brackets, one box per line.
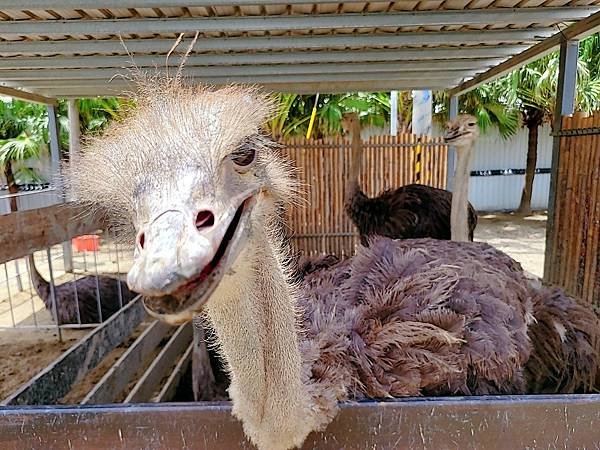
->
[0, 154, 61, 215]
[466, 124, 553, 211]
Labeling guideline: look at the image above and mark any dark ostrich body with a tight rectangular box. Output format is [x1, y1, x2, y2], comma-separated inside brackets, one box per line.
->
[28, 254, 136, 324]
[342, 113, 477, 244]
[346, 183, 477, 245]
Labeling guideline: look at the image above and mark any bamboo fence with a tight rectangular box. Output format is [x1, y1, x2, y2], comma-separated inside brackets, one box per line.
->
[279, 133, 448, 256]
[546, 111, 600, 305]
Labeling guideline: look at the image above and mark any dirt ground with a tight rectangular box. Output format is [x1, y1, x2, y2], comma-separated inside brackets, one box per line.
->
[474, 212, 547, 277]
[0, 213, 548, 401]
[0, 328, 87, 400]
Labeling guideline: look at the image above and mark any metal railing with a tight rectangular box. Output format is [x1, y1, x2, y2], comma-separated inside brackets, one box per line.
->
[0, 230, 134, 339]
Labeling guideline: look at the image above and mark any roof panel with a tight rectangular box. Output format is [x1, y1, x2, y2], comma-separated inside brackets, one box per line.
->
[0, 2, 597, 100]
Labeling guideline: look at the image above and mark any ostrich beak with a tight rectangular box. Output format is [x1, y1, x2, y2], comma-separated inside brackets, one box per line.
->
[128, 190, 258, 325]
[443, 126, 464, 143]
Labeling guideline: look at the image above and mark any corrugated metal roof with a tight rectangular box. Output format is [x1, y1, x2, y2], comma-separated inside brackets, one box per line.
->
[0, 1, 598, 99]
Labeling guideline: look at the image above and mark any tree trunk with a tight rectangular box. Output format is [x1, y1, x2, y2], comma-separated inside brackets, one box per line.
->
[3, 162, 18, 212]
[517, 122, 539, 215]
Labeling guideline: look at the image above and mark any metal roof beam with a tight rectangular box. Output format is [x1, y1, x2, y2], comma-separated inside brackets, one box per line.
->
[1, 0, 372, 8]
[0, 30, 555, 55]
[448, 10, 600, 95]
[0, 63, 490, 81]
[0, 47, 527, 69]
[0, 9, 594, 35]
[10, 72, 463, 90]
[0, 85, 57, 105]
[31, 80, 454, 97]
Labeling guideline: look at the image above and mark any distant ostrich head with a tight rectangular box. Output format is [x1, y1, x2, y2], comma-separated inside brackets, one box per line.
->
[67, 81, 297, 324]
[443, 114, 479, 147]
[341, 112, 359, 136]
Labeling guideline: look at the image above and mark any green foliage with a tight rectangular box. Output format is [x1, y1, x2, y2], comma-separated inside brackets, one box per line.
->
[0, 96, 128, 185]
[0, 98, 49, 172]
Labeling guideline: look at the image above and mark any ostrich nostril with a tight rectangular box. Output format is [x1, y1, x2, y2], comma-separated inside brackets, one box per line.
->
[138, 232, 145, 249]
[195, 210, 215, 230]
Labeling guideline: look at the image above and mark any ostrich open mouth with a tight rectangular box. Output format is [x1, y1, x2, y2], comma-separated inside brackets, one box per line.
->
[142, 196, 255, 324]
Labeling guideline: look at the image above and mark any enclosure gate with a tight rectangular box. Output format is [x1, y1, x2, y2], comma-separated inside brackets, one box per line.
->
[280, 134, 448, 256]
[546, 111, 600, 305]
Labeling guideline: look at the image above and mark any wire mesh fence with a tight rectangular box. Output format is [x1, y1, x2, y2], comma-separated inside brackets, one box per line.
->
[0, 230, 135, 335]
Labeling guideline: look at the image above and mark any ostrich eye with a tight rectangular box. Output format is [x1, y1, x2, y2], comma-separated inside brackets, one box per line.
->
[231, 145, 256, 167]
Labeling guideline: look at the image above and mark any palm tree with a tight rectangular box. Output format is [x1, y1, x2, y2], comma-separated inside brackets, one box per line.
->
[509, 34, 600, 214]
[433, 86, 519, 139]
[0, 99, 48, 211]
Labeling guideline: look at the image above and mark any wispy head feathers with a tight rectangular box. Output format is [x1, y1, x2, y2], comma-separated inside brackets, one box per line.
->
[64, 74, 296, 241]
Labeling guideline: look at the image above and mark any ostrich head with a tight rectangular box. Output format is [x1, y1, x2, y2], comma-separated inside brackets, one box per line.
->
[341, 112, 359, 136]
[443, 114, 479, 147]
[67, 82, 296, 324]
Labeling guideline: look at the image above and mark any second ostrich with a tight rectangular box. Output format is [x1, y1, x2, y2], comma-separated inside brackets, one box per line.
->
[342, 112, 477, 243]
[27, 253, 136, 324]
[67, 82, 600, 450]
[444, 114, 479, 242]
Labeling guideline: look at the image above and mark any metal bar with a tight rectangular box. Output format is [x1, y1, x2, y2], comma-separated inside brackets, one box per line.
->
[0, 323, 100, 330]
[112, 233, 124, 309]
[3, 396, 600, 448]
[552, 127, 600, 136]
[448, 10, 600, 96]
[24, 256, 39, 327]
[45, 248, 62, 342]
[0, 48, 528, 69]
[2, 296, 145, 406]
[0, 62, 495, 81]
[92, 249, 103, 323]
[71, 270, 82, 326]
[1, 0, 372, 8]
[14, 72, 468, 87]
[28, 79, 455, 97]
[0, 29, 554, 55]
[124, 322, 193, 403]
[3, 263, 16, 327]
[13, 260, 23, 292]
[0, 85, 57, 105]
[46, 105, 60, 185]
[447, 95, 459, 191]
[0, 9, 592, 35]
[154, 342, 193, 403]
[544, 39, 580, 281]
[82, 320, 172, 405]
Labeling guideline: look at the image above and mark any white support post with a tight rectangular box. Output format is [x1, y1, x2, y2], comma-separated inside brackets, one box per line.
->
[390, 90, 398, 136]
[544, 39, 579, 280]
[47, 104, 75, 273]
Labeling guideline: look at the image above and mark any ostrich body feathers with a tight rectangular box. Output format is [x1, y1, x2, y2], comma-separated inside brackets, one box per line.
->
[345, 183, 478, 244]
[297, 237, 599, 416]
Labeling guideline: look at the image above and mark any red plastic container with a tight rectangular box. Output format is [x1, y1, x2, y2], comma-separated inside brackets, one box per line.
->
[72, 235, 99, 252]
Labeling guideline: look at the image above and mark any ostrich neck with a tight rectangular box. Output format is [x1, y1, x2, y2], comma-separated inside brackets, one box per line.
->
[451, 142, 474, 242]
[27, 254, 50, 302]
[345, 127, 364, 203]
[205, 230, 313, 449]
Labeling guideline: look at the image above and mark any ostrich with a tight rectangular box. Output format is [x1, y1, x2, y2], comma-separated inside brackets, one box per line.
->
[342, 112, 477, 244]
[66, 81, 600, 450]
[27, 253, 136, 324]
[443, 114, 479, 242]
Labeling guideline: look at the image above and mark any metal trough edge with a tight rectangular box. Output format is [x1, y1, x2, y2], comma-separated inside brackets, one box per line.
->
[1, 394, 600, 449]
